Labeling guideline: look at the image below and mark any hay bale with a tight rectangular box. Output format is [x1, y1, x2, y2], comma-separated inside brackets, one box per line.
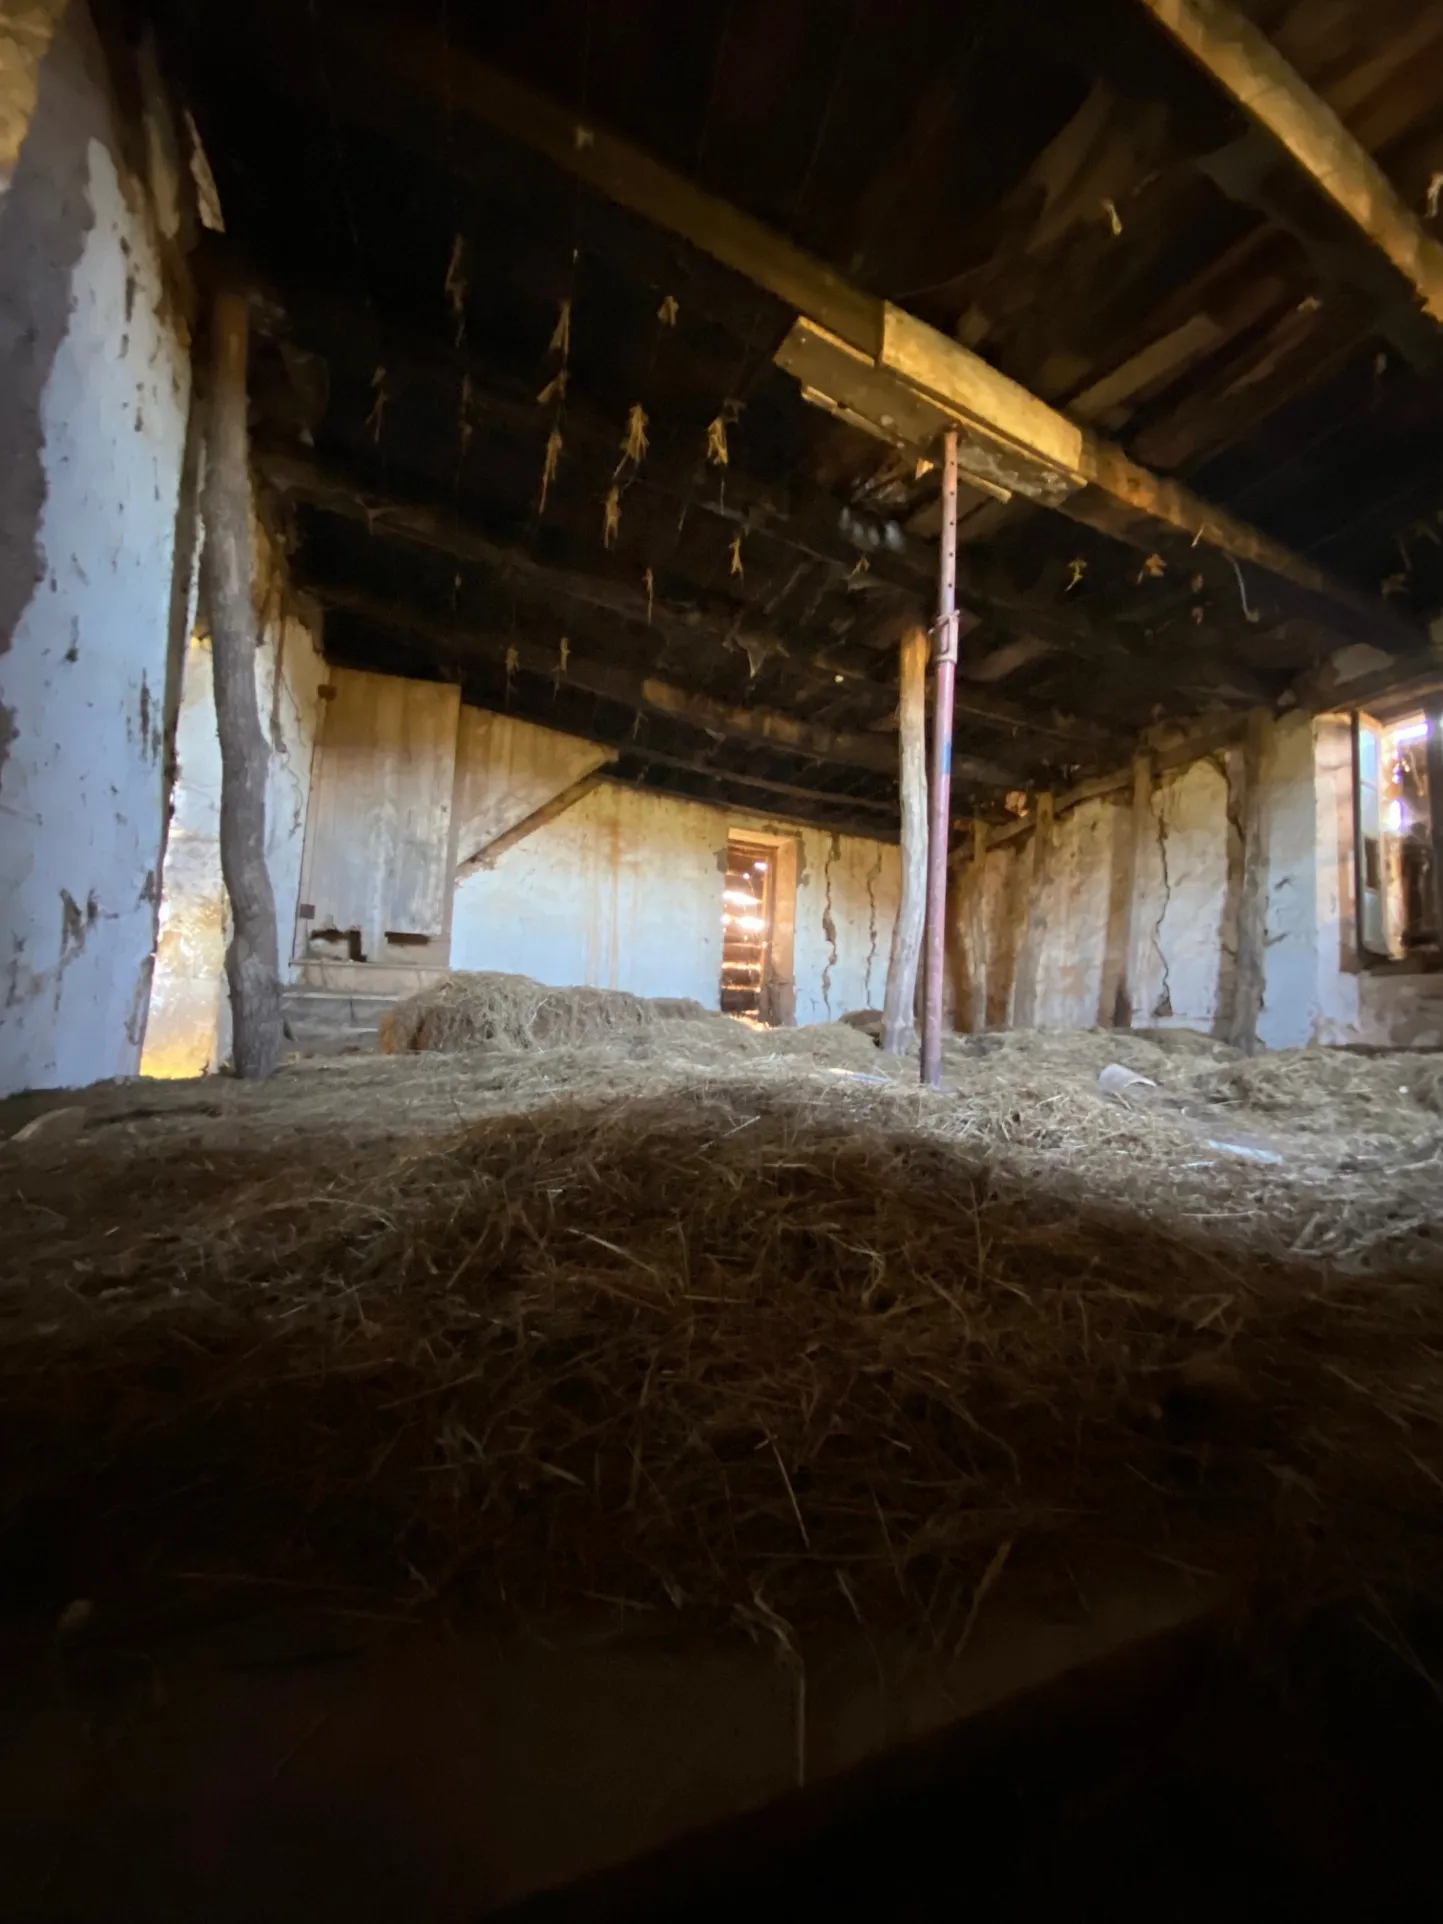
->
[378, 971, 719, 1056]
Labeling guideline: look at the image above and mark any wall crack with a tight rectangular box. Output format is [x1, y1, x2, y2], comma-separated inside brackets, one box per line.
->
[820, 832, 840, 1017]
[863, 845, 882, 1006]
[1150, 796, 1173, 1020]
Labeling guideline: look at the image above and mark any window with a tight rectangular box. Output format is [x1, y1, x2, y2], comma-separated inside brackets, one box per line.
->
[1354, 708, 1442, 963]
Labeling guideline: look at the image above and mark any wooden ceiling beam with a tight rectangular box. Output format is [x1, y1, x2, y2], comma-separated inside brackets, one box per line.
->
[1137, 0, 1443, 328]
[313, 581, 1025, 784]
[324, 17, 1396, 624]
[260, 448, 1115, 754]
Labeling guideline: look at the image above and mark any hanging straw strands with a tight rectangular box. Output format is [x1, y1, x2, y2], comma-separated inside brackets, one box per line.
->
[539, 426, 564, 516]
[536, 293, 574, 515]
[618, 403, 650, 472]
[549, 297, 573, 361]
[444, 234, 469, 346]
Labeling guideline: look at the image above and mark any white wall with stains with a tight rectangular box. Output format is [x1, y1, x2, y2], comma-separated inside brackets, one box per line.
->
[0, 1, 192, 1094]
[954, 757, 1237, 1037]
[951, 709, 1443, 1053]
[451, 759, 899, 1021]
[141, 566, 326, 1078]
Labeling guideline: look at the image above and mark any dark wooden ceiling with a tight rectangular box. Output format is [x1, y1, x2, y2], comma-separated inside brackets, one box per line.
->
[147, 0, 1443, 839]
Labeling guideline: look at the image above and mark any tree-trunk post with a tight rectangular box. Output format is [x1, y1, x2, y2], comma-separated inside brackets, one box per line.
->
[203, 285, 283, 1079]
[881, 624, 930, 1053]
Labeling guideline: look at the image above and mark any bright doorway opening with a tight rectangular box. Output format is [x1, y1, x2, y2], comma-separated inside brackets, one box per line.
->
[721, 837, 777, 1020]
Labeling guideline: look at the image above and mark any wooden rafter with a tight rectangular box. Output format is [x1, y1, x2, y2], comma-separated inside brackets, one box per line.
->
[259, 449, 1115, 753]
[314, 581, 1018, 785]
[1137, 0, 1443, 326]
[325, 16, 1397, 621]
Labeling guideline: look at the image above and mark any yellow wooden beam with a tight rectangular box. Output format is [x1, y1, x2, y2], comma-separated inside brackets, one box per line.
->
[1138, 0, 1443, 324]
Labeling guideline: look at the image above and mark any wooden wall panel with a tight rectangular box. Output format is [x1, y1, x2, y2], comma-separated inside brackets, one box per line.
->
[299, 668, 461, 956]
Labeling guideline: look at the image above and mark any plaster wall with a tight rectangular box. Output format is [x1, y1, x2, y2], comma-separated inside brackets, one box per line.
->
[0, 0, 192, 1094]
[141, 553, 326, 1078]
[451, 735, 900, 1021]
[954, 758, 1234, 1035]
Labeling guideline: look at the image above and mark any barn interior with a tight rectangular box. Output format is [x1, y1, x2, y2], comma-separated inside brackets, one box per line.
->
[4, 0, 1443, 1915]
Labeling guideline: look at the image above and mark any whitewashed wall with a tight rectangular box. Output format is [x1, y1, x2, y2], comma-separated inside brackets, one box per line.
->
[451, 756, 900, 1022]
[955, 757, 1237, 1036]
[141, 562, 326, 1078]
[0, 1, 192, 1094]
[952, 708, 1443, 1052]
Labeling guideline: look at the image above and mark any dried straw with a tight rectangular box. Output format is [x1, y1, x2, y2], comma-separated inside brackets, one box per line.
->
[2, 1024, 1442, 1635]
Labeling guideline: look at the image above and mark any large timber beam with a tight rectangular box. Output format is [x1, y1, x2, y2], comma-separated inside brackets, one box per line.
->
[258, 449, 1112, 753]
[328, 17, 1394, 622]
[1137, 0, 1443, 327]
[313, 581, 1013, 787]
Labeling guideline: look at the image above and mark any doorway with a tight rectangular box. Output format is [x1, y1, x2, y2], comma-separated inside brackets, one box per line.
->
[721, 837, 778, 1020]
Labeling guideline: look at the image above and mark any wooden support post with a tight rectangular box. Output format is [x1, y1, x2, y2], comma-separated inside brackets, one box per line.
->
[921, 431, 960, 1089]
[881, 625, 929, 1054]
[203, 287, 283, 1079]
[1123, 746, 1162, 1031]
[1425, 703, 1443, 955]
[1012, 792, 1055, 1031]
[1227, 709, 1273, 1055]
[1101, 751, 1153, 1029]
[970, 819, 989, 1035]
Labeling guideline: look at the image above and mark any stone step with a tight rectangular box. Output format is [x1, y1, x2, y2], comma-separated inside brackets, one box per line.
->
[282, 990, 397, 1057]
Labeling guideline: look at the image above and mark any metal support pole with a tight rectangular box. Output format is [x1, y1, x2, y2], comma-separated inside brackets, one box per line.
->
[922, 429, 960, 1088]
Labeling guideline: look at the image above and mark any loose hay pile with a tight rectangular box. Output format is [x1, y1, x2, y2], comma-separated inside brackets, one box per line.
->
[2, 1029, 1443, 1634]
[378, 971, 718, 1054]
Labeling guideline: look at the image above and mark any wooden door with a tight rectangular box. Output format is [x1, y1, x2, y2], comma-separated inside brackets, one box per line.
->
[296, 668, 461, 962]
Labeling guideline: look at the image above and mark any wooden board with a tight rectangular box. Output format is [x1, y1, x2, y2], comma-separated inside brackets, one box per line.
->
[1139, 0, 1443, 325]
[452, 710, 609, 870]
[298, 668, 461, 958]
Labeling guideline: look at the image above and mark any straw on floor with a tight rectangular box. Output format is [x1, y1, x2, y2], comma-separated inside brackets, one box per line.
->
[3, 1014, 1443, 1634]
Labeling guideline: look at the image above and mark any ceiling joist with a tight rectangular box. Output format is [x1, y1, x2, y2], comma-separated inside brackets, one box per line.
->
[1137, 0, 1443, 327]
[329, 14, 1397, 628]
[315, 581, 1017, 786]
[259, 448, 1114, 756]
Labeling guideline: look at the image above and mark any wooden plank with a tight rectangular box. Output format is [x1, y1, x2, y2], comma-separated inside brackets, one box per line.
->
[202, 287, 283, 1079]
[1067, 314, 1225, 425]
[316, 583, 1017, 784]
[303, 667, 461, 956]
[456, 771, 609, 879]
[452, 710, 609, 866]
[881, 625, 928, 1054]
[1226, 709, 1274, 1053]
[1138, 0, 1443, 325]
